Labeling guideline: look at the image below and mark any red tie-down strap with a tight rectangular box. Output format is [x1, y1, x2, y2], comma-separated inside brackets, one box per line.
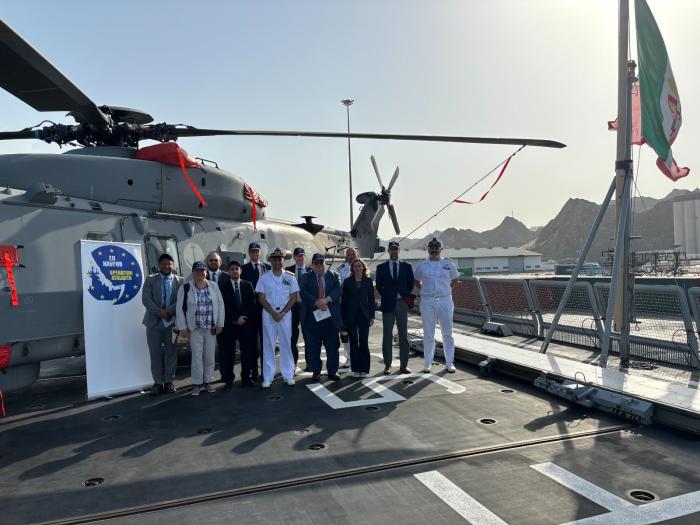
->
[176, 147, 207, 207]
[3, 252, 19, 306]
[453, 156, 512, 205]
[0, 390, 5, 417]
[244, 184, 269, 232]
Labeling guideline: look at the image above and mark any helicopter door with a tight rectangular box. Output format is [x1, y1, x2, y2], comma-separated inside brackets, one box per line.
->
[145, 235, 181, 276]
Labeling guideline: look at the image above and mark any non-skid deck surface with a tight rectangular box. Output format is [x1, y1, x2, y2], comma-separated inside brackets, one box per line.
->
[445, 331, 700, 415]
[1, 326, 699, 524]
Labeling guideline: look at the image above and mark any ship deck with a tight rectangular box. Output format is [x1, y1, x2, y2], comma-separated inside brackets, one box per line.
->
[2, 320, 700, 524]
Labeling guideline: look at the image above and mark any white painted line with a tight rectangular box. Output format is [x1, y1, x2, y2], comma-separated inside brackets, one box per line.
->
[414, 470, 508, 525]
[363, 373, 466, 394]
[562, 490, 700, 525]
[306, 382, 405, 409]
[530, 463, 632, 511]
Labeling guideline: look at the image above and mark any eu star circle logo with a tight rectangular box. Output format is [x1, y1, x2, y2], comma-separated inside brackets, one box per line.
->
[86, 246, 142, 305]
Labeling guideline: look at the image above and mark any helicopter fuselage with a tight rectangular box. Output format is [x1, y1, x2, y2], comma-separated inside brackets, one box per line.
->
[0, 146, 358, 392]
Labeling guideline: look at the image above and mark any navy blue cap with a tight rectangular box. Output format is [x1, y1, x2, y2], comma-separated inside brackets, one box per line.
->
[427, 237, 442, 246]
[388, 241, 400, 249]
[248, 242, 261, 251]
[192, 261, 207, 272]
[293, 247, 305, 256]
[312, 253, 325, 263]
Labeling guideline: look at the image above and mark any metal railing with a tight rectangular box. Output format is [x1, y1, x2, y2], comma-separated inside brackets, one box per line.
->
[451, 277, 490, 326]
[478, 278, 539, 337]
[593, 283, 698, 367]
[446, 276, 700, 369]
[529, 280, 602, 349]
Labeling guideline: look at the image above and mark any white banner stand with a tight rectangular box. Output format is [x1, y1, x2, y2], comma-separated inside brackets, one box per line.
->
[80, 240, 152, 399]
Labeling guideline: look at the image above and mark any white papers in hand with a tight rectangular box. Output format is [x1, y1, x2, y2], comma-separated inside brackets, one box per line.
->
[313, 309, 331, 322]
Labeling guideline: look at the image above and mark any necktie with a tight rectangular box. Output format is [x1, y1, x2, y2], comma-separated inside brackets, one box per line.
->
[161, 277, 167, 308]
[392, 262, 396, 280]
[234, 281, 241, 307]
[297, 267, 301, 281]
[256, 263, 261, 276]
[317, 273, 325, 299]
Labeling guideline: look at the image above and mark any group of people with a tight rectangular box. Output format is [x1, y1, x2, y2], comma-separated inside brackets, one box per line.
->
[142, 237, 459, 396]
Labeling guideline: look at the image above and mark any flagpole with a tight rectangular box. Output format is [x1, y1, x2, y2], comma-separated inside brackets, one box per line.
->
[610, 0, 634, 367]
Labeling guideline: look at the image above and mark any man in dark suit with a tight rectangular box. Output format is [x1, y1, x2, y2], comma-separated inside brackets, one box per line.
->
[218, 260, 257, 388]
[300, 253, 343, 381]
[206, 251, 224, 285]
[240, 242, 271, 381]
[375, 241, 415, 374]
[286, 247, 311, 368]
[142, 253, 183, 395]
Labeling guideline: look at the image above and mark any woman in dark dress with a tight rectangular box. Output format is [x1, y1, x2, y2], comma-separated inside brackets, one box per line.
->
[341, 258, 376, 377]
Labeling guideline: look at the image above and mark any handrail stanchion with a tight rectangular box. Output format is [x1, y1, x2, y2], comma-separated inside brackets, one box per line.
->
[540, 178, 616, 354]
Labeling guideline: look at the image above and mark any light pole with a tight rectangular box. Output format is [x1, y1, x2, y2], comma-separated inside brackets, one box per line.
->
[341, 98, 354, 230]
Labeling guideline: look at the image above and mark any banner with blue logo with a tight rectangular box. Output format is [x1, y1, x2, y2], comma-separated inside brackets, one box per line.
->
[81, 240, 151, 399]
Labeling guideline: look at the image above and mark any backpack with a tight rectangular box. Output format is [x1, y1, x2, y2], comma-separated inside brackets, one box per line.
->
[182, 283, 191, 315]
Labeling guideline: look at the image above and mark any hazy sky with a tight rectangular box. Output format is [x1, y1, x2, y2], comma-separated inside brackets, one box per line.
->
[1, 1, 698, 239]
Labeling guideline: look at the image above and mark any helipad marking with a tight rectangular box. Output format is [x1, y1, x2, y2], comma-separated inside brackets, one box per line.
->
[363, 373, 466, 394]
[531, 462, 633, 511]
[306, 373, 463, 409]
[415, 463, 700, 524]
[306, 382, 405, 409]
[414, 470, 508, 525]
[562, 490, 700, 525]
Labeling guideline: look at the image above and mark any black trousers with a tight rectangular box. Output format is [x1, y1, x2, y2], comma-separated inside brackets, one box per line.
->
[290, 303, 302, 364]
[305, 318, 340, 375]
[220, 325, 255, 383]
[347, 319, 371, 373]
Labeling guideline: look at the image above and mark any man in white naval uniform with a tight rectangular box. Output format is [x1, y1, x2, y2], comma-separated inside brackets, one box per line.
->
[413, 237, 460, 373]
[255, 247, 299, 387]
[336, 247, 357, 368]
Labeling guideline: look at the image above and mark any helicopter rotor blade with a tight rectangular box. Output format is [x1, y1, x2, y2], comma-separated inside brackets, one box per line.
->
[370, 155, 384, 188]
[156, 127, 567, 149]
[0, 20, 109, 125]
[386, 204, 400, 235]
[0, 129, 39, 141]
[387, 166, 399, 191]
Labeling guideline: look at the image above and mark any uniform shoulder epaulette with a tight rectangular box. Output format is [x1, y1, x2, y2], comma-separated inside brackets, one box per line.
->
[284, 270, 294, 275]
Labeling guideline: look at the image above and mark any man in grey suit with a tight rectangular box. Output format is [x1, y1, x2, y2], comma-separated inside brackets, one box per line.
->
[142, 253, 184, 395]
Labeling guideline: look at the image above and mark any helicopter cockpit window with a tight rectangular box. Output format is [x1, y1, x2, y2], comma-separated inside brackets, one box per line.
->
[145, 235, 180, 275]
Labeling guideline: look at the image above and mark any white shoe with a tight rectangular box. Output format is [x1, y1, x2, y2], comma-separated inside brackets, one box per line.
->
[422, 366, 432, 373]
[446, 363, 456, 373]
[352, 371, 361, 378]
[340, 360, 351, 368]
[286, 378, 295, 386]
[190, 386, 201, 396]
[360, 372, 369, 378]
[261, 381, 271, 388]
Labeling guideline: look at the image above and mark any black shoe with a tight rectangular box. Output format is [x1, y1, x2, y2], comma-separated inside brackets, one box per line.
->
[223, 382, 233, 391]
[148, 384, 162, 396]
[311, 372, 321, 381]
[241, 380, 255, 387]
[328, 373, 341, 381]
[304, 367, 313, 373]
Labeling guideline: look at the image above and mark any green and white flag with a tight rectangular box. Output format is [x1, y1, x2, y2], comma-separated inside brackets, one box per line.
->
[635, 0, 689, 180]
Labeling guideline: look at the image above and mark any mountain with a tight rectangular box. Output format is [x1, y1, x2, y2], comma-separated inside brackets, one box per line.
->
[390, 216, 535, 250]
[481, 216, 538, 247]
[524, 195, 677, 261]
[389, 188, 689, 261]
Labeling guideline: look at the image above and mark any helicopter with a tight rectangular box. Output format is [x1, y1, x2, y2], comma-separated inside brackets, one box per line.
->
[0, 19, 565, 392]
